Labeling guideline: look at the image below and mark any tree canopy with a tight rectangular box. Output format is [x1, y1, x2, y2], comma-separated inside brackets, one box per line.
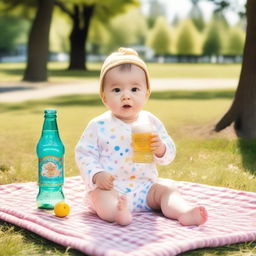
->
[102, 8, 147, 53]
[146, 16, 172, 55]
[176, 19, 202, 55]
[203, 20, 223, 55]
[225, 26, 245, 55]
[0, 15, 29, 56]
[55, 0, 139, 69]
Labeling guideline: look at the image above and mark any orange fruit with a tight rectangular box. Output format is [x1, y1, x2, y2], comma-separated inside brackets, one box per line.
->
[54, 201, 70, 217]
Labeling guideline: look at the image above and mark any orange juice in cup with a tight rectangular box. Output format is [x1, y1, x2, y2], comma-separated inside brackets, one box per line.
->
[132, 123, 154, 163]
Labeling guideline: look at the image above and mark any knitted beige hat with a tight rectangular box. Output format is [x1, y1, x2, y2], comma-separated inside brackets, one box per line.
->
[99, 47, 150, 97]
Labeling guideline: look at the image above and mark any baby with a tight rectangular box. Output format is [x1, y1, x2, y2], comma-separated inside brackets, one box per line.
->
[75, 48, 208, 226]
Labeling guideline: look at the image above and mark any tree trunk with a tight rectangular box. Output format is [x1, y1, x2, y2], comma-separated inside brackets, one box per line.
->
[215, 0, 256, 138]
[68, 4, 95, 70]
[23, 0, 54, 82]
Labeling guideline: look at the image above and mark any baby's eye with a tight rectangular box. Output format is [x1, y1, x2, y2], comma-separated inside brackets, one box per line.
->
[113, 88, 120, 93]
[131, 87, 139, 92]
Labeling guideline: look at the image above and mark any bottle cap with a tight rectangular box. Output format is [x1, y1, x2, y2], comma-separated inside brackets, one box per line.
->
[44, 109, 57, 117]
[44, 109, 56, 114]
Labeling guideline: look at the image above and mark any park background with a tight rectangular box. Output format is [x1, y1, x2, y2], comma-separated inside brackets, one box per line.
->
[0, 0, 256, 255]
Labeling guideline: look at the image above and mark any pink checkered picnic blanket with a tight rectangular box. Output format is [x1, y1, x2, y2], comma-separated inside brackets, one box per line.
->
[0, 176, 255, 256]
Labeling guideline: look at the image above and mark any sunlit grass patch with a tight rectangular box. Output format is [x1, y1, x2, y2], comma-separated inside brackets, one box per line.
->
[0, 224, 39, 256]
[0, 221, 78, 256]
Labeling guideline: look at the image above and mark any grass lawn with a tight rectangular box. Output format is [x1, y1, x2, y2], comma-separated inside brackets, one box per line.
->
[0, 62, 242, 82]
[0, 90, 255, 255]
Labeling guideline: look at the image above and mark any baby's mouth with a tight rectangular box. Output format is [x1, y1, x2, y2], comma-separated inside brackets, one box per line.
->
[122, 104, 132, 109]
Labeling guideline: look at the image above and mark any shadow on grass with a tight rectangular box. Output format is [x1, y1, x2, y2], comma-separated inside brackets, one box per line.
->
[48, 69, 100, 78]
[150, 90, 235, 100]
[0, 94, 102, 112]
[0, 90, 235, 113]
[1, 67, 100, 78]
[0, 86, 35, 93]
[0, 68, 24, 77]
[238, 139, 256, 176]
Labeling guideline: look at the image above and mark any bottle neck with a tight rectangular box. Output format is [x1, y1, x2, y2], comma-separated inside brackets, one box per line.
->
[42, 117, 58, 133]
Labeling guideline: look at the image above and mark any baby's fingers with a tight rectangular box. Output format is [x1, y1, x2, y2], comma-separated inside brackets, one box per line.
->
[104, 180, 114, 190]
[151, 140, 161, 146]
[150, 142, 161, 150]
[151, 134, 160, 142]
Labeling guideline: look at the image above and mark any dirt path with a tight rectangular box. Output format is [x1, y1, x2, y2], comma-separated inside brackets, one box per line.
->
[0, 78, 237, 103]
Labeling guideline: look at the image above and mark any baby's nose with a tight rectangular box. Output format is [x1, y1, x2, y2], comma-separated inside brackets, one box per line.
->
[121, 90, 131, 100]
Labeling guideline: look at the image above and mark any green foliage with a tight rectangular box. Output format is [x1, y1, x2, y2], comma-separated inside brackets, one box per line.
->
[212, 11, 229, 29]
[203, 11, 234, 56]
[93, 0, 140, 21]
[0, 16, 29, 55]
[189, 0, 205, 31]
[88, 19, 110, 54]
[54, 0, 140, 58]
[50, 10, 71, 53]
[203, 19, 223, 55]
[56, 0, 140, 24]
[132, 9, 148, 45]
[0, 0, 37, 19]
[103, 18, 133, 53]
[103, 8, 148, 53]
[225, 26, 245, 55]
[146, 16, 172, 55]
[176, 19, 202, 55]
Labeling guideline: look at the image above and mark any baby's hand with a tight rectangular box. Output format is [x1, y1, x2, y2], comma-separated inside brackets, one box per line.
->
[150, 133, 166, 158]
[93, 171, 115, 190]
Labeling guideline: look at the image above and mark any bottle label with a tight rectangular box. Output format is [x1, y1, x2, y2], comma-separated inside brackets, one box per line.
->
[38, 156, 64, 186]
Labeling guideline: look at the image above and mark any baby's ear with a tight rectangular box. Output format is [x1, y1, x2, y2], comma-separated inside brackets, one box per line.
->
[101, 92, 106, 103]
[146, 90, 151, 99]
[101, 93, 109, 107]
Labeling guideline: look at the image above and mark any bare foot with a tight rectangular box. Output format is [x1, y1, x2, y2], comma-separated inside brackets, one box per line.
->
[115, 195, 132, 226]
[178, 206, 208, 226]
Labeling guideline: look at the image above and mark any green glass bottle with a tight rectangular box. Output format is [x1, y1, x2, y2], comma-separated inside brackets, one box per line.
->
[36, 109, 65, 209]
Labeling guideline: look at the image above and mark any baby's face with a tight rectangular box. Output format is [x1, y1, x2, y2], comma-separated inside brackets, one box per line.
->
[102, 65, 149, 123]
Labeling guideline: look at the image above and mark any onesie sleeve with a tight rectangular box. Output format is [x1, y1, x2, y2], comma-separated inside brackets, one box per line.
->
[149, 113, 176, 165]
[75, 120, 105, 190]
